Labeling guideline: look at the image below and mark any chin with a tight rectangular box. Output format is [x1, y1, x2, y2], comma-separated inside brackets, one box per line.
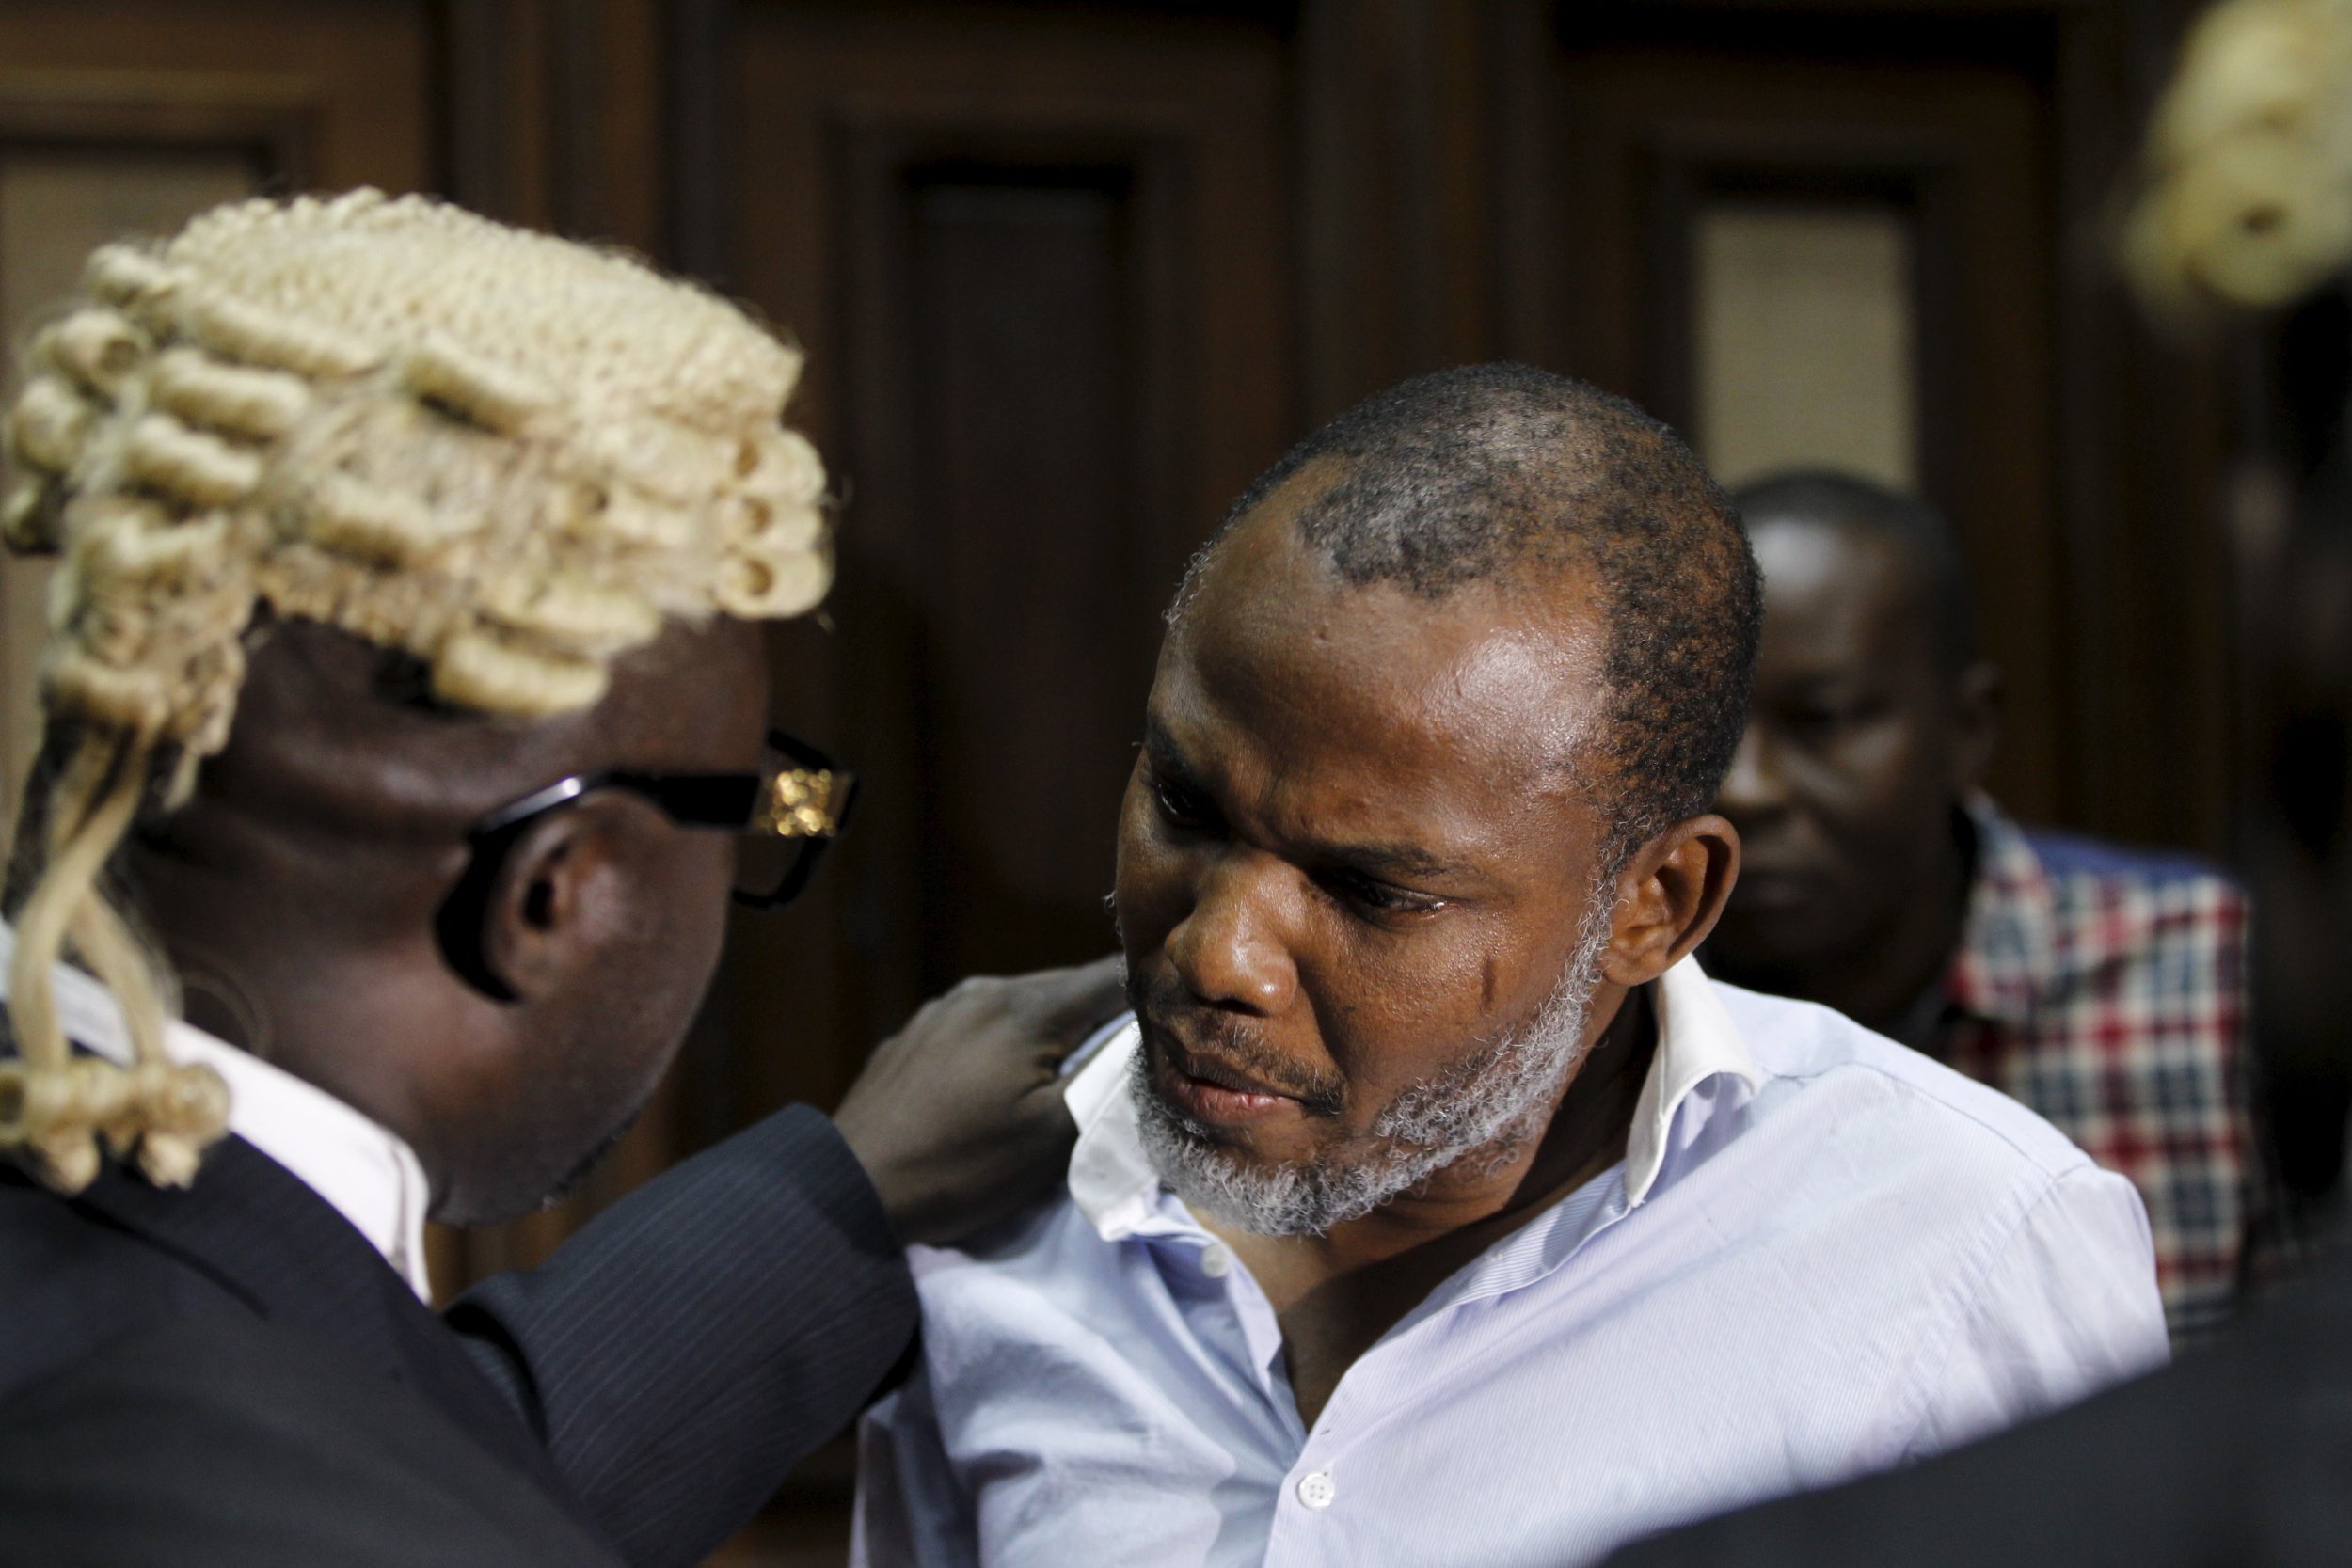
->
[433, 1108, 643, 1227]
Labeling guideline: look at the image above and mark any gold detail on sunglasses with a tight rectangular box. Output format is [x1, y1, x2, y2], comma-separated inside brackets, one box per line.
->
[757, 768, 844, 839]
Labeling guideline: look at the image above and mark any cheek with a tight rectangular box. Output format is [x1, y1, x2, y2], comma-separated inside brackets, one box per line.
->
[1802, 724, 1947, 847]
[580, 835, 732, 1064]
[1112, 782, 1186, 953]
[1305, 924, 1524, 1092]
[652, 836, 735, 1012]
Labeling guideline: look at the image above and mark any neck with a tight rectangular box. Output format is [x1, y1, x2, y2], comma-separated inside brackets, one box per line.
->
[1812, 834, 1972, 1042]
[1714, 816, 1973, 1044]
[123, 834, 459, 1196]
[1202, 985, 1659, 1430]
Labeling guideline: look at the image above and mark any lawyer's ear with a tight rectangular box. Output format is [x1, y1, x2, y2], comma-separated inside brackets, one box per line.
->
[470, 799, 640, 1005]
[1600, 815, 1740, 988]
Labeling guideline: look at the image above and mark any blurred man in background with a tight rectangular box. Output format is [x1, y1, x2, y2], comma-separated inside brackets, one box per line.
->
[1705, 470, 2277, 1342]
[1606, 400, 2352, 1568]
[1610, 2, 2352, 1556]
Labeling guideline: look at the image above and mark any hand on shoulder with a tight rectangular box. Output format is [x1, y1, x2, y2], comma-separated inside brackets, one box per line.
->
[834, 955, 1126, 1246]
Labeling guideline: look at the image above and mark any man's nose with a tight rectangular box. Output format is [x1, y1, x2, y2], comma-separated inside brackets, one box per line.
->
[1165, 852, 1299, 1017]
[1716, 722, 1788, 820]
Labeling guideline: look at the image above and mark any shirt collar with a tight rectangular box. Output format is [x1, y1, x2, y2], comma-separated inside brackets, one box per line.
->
[1066, 954, 1761, 1238]
[0, 921, 435, 1302]
[1947, 794, 2055, 1032]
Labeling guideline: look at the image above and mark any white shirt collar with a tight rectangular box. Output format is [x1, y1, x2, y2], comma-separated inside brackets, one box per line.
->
[0, 921, 435, 1301]
[1066, 954, 1760, 1238]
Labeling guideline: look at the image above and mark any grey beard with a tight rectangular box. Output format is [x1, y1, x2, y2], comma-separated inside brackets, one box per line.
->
[1133, 893, 1617, 1237]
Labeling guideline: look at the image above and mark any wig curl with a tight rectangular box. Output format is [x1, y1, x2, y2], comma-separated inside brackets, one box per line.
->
[2124, 0, 2352, 315]
[0, 189, 832, 1193]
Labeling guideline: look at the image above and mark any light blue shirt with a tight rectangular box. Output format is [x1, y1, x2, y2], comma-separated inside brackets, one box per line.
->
[854, 958, 2168, 1568]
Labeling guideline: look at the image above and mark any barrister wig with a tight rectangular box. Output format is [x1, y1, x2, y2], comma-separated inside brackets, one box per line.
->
[0, 189, 831, 1195]
[2123, 0, 2352, 315]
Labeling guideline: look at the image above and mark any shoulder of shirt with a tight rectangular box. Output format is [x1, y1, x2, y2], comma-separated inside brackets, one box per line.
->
[2018, 825, 2240, 895]
[1708, 977, 2107, 1184]
[2020, 830, 2248, 953]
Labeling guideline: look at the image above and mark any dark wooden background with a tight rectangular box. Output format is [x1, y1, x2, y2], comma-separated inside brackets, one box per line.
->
[0, 2, 2233, 1560]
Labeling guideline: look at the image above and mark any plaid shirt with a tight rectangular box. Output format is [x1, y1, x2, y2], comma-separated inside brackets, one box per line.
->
[1940, 799, 2264, 1344]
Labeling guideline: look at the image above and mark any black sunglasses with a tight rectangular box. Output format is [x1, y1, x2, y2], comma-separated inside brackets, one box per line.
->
[434, 729, 859, 1002]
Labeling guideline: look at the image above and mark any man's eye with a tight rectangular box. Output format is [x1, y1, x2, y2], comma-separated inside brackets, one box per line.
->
[1152, 775, 1216, 831]
[1327, 870, 1441, 917]
[1783, 697, 1884, 739]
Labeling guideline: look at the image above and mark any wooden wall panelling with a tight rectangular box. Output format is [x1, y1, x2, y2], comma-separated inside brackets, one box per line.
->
[837, 130, 1185, 982]
[1295, 0, 1493, 421]
[1497, 0, 2236, 855]
[0, 1, 431, 194]
[439, 0, 665, 250]
[2048, 1, 2234, 854]
[1633, 127, 1972, 499]
[440, 0, 547, 225]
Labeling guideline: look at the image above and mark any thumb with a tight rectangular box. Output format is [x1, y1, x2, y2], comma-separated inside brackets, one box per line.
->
[1038, 953, 1131, 1050]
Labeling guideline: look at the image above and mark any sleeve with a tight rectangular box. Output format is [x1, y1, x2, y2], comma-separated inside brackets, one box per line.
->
[447, 1104, 918, 1568]
[851, 1365, 981, 1568]
[1903, 1162, 2171, 1460]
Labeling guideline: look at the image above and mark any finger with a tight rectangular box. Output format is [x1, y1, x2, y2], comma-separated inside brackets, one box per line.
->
[1040, 952, 1131, 1043]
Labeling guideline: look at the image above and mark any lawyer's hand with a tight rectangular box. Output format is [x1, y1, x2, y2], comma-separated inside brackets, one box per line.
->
[834, 954, 1126, 1247]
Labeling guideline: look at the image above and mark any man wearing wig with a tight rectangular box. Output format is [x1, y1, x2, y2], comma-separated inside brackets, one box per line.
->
[0, 190, 1112, 1565]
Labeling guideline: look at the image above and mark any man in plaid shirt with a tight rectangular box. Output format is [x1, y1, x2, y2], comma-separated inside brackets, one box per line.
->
[1708, 470, 2274, 1343]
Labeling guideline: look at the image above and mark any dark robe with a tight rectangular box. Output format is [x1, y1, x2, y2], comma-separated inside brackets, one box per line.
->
[0, 1101, 916, 1568]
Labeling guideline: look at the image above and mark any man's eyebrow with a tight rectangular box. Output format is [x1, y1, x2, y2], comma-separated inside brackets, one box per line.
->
[1139, 717, 1196, 776]
[1770, 672, 1874, 698]
[1142, 714, 1478, 884]
[1296, 835, 1467, 882]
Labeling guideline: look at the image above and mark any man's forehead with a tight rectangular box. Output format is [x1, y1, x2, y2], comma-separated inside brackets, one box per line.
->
[1165, 521, 1608, 817]
[1752, 515, 1925, 613]
[1751, 518, 1939, 659]
[1196, 499, 1601, 684]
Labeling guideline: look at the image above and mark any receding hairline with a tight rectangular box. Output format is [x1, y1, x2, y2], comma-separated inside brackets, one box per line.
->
[1170, 480, 1621, 791]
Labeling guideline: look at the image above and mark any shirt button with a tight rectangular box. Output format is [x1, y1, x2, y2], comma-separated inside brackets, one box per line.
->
[1296, 1469, 1336, 1510]
[1200, 1243, 1232, 1278]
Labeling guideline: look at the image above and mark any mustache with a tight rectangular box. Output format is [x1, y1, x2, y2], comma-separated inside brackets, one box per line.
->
[1124, 968, 1347, 1114]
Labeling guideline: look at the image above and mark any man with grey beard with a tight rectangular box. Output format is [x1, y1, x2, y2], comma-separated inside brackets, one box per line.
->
[850, 365, 2167, 1568]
